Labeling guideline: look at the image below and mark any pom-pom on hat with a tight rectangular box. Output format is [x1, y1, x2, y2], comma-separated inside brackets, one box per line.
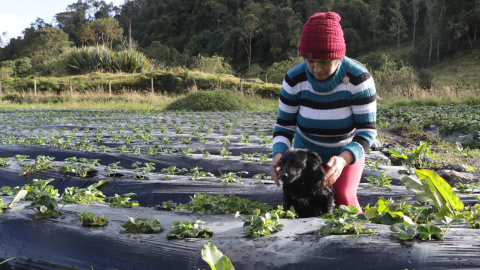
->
[299, 12, 346, 59]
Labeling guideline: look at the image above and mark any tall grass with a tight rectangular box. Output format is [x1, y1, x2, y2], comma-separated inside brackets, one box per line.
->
[65, 46, 149, 74]
[0, 89, 278, 111]
[379, 84, 480, 106]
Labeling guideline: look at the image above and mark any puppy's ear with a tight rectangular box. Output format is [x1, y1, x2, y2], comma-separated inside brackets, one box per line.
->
[305, 151, 325, 183]
[305, 151, 322, 171]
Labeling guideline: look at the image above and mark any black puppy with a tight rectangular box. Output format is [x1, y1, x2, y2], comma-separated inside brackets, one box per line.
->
[279, 148, 335, 218]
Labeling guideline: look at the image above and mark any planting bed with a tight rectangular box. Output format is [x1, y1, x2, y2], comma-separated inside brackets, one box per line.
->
[0, 110, 479, 269]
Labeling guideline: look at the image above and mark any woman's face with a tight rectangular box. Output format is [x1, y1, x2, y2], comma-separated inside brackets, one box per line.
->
[305, 58, 341, 81]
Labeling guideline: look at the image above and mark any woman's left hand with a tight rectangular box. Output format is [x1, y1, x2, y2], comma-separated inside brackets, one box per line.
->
[323, 151, 353, 187]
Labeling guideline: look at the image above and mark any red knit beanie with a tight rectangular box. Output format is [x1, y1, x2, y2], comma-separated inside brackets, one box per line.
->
[299, 12, 346, 59]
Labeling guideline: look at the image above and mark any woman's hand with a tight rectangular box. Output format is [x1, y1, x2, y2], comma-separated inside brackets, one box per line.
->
[270, 152, 283, 187]
[323, 151, 353, 187]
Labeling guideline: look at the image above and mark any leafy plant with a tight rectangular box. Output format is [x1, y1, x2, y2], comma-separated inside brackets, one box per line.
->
[23, 178, 60, 200]
[201, 242, 234, 270]
[317, 205, 376, 236]
[121, 216, 163, 234]
[59, 163, 94, 177]
[187, 167, 214, 181]
[0, 198, 6, 212]
[61, 180, 108, 205]
[390, 223, 418, 240]
[166, 219, 213, 239]
[219, 171, 247, 183]
[388, 142, 433, 168]
[180, 193, 273, 215]
[161, 165, 187, 175]
[132, 162, 155, 179]
[455, 182, 480, 193]
[390, 216, 464, 241]
[20, 155, 55, 175]
[0, 158, 10, 166]
[238, 211, 284, 237]
[365, 171, 392, 187]
[15, 155, 29, 161]
[107, 193, 139, 208]
[217, 148, 232, 159]
[157, 200, 178, 211]
[104, 161, 123, 177]
[77, 211, 109, 227]
[403, 169, 464, 217]
[25, 194, 61, 219]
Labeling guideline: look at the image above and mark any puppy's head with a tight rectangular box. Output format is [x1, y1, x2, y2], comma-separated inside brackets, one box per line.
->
[279, 149, 323, 184]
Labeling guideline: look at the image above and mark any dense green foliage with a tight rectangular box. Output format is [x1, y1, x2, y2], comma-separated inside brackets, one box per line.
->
[1, 0, 480, 84]
[165, 90, 252, 111]
[65, 46, 148, 73]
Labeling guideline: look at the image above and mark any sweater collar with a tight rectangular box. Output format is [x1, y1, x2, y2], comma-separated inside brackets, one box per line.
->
[304, 58, 347, 93]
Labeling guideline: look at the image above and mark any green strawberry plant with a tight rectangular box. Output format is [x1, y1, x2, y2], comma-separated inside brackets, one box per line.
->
[166, 219, 213, 239]
[20, 155, 55, 175]
[61, 180, 108, 205]
[219, 171, 247, 183]
[121, 216, 163, 234]
[454, 182, 480, 193]
[365, 171, 392, 187]
[107, 193, 140, 208]
[132, 162, 155, 179]
[187, 167, 214, 181]
[104, 162, 123, 177]
[180, 192, 273, 215]
[317, 205, 376, 236]
[25, 194, 61, 219]
[0, 198, 6, 212]
[237, 211, 284, 238]
[157, 200, 178, 211]
[77, 211, 109, 227]
[0, 158, 10, 167]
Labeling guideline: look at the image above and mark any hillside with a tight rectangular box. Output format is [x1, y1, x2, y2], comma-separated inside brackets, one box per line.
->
[428, 46, 480, 87]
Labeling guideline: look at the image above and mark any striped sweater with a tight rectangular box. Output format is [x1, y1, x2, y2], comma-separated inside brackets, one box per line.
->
[272, 56, 377, 164]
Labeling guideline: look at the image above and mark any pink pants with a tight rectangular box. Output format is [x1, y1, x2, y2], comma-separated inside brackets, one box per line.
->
[323, 155, 365, 212]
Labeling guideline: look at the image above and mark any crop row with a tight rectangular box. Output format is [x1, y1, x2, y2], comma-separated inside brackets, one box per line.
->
[378, 104, 480, 136]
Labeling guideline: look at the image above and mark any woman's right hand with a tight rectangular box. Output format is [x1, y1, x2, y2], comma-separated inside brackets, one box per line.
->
[270, 152, 283, 187]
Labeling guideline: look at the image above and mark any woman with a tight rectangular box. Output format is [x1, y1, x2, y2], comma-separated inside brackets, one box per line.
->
[270, 12, 377, 211]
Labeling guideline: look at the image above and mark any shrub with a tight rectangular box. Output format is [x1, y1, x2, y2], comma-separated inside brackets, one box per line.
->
[165, 90, 251, 111]
[64, 46, 149, 74]
[244, 63, 264, 79]
[255, 85, 280, 98]
[359, 52, 385, 71]
[266, 56, 303, 84]
[417, 68, 434, 89]
[190, 54, 233, 75]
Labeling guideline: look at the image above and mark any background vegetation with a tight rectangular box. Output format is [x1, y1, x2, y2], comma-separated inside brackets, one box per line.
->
[1, 0, 480, 107]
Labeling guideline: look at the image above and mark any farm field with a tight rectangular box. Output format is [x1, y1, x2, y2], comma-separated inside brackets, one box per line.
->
[0, 107, 479, 269]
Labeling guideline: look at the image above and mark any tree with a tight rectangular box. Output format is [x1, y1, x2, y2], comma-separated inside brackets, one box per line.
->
[55, 1, 90, 45]
[425, 0, 446, 65]
[241, 14, 260, 69]
[0, 32, 8, 48]
[88, 0, 115, 19]
[448, 10, 473, 49]
[76, 18, 124, 48]
[411, 0, 422, 53]
[267, 7, 302, 61]
[115, 0, 142, 51]
[390, 0, 408, 58]
[18, 27, 71, 65]
[206, 1, 228, 29]
[368, 0, 383, 41]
